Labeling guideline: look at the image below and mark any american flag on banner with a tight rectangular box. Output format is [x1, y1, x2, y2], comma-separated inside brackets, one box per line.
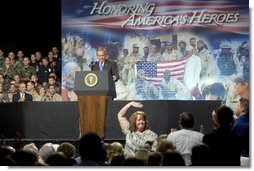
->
[136, 59, 187, 85]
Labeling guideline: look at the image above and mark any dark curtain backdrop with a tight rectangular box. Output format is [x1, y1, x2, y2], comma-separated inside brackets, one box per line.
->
[0, 0, 61, 56]
[0, 101, 221, 140]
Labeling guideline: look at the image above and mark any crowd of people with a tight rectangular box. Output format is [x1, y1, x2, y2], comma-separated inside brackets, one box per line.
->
[0, 38, 249, 166]
[0, 47, 62, 102]
[0, 98, 249, 166]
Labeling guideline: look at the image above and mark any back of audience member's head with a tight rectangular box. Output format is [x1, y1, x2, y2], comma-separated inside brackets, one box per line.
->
[156, 139, 176, 155]
[191, 144, 212, 166]
[110, 155, 125, 166]
[45, 152, 68, 166]
[135, 149, 151, 165]
[79, 132, 107, 164]
[23, 143, 39, 158]
[107, 142, 124, 161]
[0, 145, 16, 166]
[39, 143, 58, 162]
[57, 142, 76, 159]
[147, 151, 163, 166]
[215, 106, 234, 128]
[0, 146, 15, 158]
[162, 150, 186, 166]
[122, 157, 145, 166]
[157, 134, 168, 144]
[179, 112, 194, 129]
[11, 150, 37, 166]
[0, 156, 16, 166]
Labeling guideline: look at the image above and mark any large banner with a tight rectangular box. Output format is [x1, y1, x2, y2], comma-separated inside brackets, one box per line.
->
[61, 0, 249, 108]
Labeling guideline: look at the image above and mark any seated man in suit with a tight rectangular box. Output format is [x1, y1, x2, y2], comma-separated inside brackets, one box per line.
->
[13, 82, 33, 102]
[91, 47, 119, 82]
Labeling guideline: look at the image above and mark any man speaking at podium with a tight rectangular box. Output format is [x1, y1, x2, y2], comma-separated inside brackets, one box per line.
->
[91, 47, 120, 82]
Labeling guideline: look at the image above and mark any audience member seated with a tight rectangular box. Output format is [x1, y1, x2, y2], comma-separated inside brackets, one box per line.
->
[156, 139, 176, 156]
[105, 141, 124, 164]
[11, 150, 37, 166]
[135, 149, 151, 165]
[57, 142, 77, 165]
[7, 84, 17, 102]
[77, 132, 107, 166]
[110, 154, 125, 166]
[45, 152, 69, 166]
[38, 142, 59, 165]
[162, 150, 186, 166]
[34, 86, 47, 101]
[147, 151, 163, 166]
[44, 84, 62, 101]
[122, 157, 145, 166]
[191, 144, 212, 166]
[12, 82, 33, 102]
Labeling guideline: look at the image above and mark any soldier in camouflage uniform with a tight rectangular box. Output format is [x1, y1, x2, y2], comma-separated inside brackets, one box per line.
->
[197, 40, 219, 79]
[159, 41, 166, 55]
[0, 77, 9, 102]
[26, 81, 39, 101]
[216, 41, 240, 78]
[161, 40, 181, 61]
[159, 70, 191, 100]
[16, 50, 25, 65]
[17, 57, 36, 83]
[237, 41, 249, 82]
[45, 84, 62, 101]
[30, 74, 42, 92]
[1, 57, 16, 91]
[122, 43, 142, 85]
[7, 83, 17, 102]
[140, 46, 149, 61]
[135, 69, 159, 100]
[178, 40, 188, 58]
[8, 51, 22, 73]
[44, 76, 61, 94]
[189, 37, 198, 55]
[33, 86, 47, 101]
[147, 44, 162, 61]
[117, 48, 129, 74]
[0, 49, 5, 70]
[13, 74, 21, 89]
[0, 74, 4, 85]
[0, 75, 5, 94]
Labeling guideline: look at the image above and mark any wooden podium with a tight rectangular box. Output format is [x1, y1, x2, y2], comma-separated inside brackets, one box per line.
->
[73, 71, 116, 138]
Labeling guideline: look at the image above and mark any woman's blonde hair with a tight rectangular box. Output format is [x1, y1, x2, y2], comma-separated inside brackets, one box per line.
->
[129, 111, 149, 132]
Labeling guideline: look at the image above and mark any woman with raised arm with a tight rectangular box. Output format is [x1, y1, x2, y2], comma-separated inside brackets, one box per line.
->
[117, 101, 158, 157]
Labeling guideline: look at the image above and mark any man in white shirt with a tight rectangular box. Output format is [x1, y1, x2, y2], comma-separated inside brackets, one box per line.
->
[12, 82, 33, 102]
[167, 112, 204, 166]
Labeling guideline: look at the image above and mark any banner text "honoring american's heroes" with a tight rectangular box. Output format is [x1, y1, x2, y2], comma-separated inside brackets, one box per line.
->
[89, 1, 240, 27]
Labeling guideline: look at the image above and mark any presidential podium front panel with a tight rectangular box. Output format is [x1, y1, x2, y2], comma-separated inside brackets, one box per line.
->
[73, 71, 116, 138]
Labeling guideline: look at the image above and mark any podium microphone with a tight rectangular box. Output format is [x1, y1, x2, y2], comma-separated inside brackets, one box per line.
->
[89, 61, 97, 70]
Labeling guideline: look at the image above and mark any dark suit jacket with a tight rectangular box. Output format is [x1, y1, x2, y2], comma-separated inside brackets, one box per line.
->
[202, 127, 242, 166]
[91, 59, 120, 81]
[12, 93, 33, 102]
